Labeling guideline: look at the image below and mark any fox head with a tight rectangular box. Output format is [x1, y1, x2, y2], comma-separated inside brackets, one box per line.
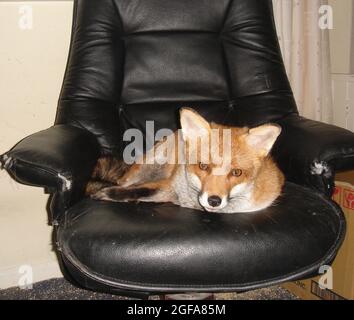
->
[180, 108, 283, 212]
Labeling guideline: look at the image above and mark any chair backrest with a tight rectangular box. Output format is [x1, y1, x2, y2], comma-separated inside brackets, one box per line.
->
[56, 0, 297, 156]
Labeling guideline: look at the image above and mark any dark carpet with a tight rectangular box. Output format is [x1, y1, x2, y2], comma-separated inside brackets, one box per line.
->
[0, 278, 298, 300]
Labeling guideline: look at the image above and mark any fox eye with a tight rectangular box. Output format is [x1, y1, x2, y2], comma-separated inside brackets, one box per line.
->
[231, 169, 242, 177]
[199, 162, 209, 171]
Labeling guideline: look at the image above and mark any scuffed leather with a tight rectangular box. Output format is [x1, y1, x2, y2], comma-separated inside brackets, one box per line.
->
[58, 183, 345, 292]
[1, 0, 353, 294]
[1, 125, 100, 218]
[273, 114, 354, 196]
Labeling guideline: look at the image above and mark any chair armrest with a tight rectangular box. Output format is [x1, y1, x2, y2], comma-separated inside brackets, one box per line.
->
[1, 125, 100, 193]
[273, 114, 354, 196]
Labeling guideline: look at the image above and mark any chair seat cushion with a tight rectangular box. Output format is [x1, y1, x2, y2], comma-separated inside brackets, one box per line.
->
[58, 182, 345, 293]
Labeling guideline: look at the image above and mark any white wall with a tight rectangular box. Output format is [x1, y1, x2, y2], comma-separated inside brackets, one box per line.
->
[0, 1, 73, 289]
[329, 0, 354, 74]
[329, 0, 354, 131]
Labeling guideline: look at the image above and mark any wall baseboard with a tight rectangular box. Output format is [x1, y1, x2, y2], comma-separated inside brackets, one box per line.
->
[0, 259, 62, 290]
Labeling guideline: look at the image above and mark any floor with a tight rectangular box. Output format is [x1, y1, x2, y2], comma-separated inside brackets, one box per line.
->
[0, 278, 298, 300]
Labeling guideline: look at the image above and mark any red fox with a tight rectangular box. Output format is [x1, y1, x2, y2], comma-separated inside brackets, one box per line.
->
[86, 108, 285, 213]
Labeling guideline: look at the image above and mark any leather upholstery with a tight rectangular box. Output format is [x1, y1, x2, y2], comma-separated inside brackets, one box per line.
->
[58, 183, 345, 293]
[274, 115, 354, 196]
[1, 125, 100, 218]
[1, 0, 354, 295]
[56, 0, 296, 155]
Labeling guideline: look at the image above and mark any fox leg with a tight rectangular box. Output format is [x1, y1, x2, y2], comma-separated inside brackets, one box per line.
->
[116, 163, 145, 187]
[86, 157, 149, 190]
[86, 157, 132, 195]
[91, 179, 177, 204]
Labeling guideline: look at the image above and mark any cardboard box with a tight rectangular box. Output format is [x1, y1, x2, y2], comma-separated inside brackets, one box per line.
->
[282, 172, 354, 300]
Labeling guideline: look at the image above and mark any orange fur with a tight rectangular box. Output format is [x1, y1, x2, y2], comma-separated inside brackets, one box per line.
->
[87, 108, 285, 213]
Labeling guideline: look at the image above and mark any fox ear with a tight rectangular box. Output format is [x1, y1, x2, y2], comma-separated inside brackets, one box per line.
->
[180, 108, 210, 141]
[245, 124, 281, 156]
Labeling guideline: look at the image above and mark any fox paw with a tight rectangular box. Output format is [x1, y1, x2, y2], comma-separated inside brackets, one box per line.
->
[90, 187, 129, 202]
[91, 188, 113, 201]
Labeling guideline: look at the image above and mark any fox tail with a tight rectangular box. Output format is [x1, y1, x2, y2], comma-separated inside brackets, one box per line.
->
[85, 157, 131, 195]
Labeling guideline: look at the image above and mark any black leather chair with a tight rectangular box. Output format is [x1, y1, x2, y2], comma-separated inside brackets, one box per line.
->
[2, 0, 354, 298]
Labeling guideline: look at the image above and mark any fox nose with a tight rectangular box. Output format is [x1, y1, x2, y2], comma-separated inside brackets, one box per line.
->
[208, 195, 222, 207]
